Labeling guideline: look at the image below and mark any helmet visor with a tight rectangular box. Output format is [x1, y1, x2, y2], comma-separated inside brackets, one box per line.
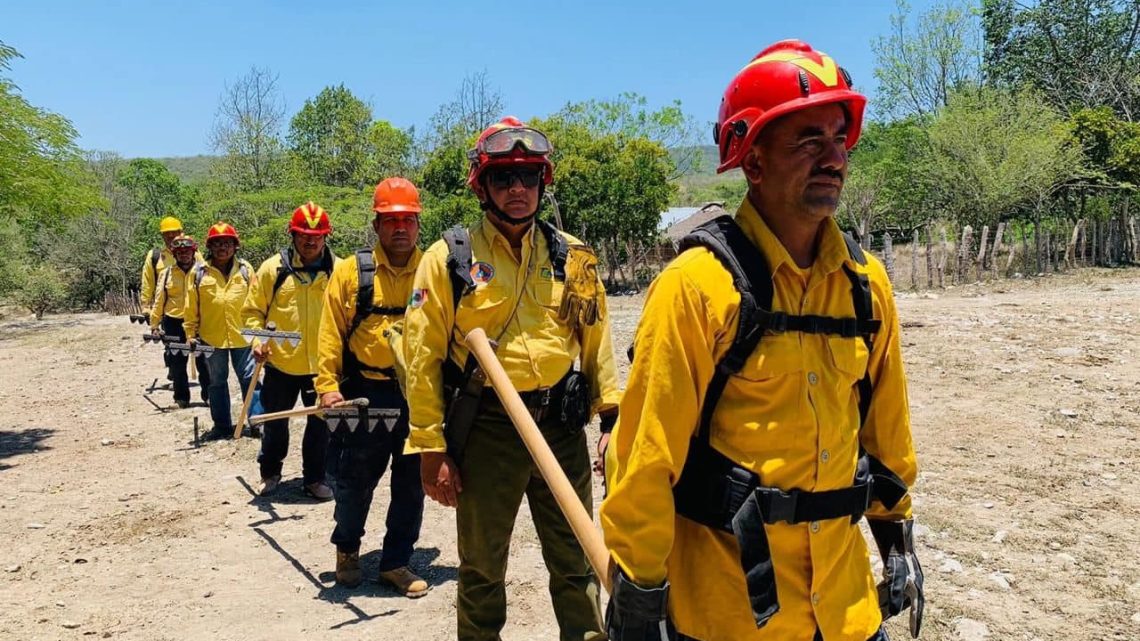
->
[479, 127, 553, 157]
[171, 237, 196, 250]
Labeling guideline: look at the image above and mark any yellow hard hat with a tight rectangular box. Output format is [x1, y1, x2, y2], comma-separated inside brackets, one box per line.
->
[159, 216, 183, 233]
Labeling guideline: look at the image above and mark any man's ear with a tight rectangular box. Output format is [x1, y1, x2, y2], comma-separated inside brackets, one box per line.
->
[740, 146, 764, 188]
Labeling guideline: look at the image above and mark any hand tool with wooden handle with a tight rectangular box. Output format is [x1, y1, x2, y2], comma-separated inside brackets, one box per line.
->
[234, 321, 277, 439]
[465, 327, 612, 594]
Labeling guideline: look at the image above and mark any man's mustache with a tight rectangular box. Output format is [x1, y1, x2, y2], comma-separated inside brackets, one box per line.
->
[810, 167, 844, 182]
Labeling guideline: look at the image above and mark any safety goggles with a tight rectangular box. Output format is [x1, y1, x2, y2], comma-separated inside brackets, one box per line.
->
[171, 238, 196, 250]
[485, 167, 543, 190]
[476, 127, 553, 158]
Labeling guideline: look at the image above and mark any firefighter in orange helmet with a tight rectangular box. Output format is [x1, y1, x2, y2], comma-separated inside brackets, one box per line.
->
[601, 40, 923, 641]
[242, 202, 338, 499]
[316, 178, 428, 596]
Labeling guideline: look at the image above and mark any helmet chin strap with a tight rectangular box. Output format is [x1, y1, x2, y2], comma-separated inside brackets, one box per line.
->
[481, 181, 546, 226]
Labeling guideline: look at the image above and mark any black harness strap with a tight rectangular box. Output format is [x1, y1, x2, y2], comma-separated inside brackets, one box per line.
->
[343, 248, 406, 380]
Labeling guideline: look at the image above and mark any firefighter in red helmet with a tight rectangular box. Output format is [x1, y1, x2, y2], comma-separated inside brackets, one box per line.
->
[601, 40, 923, 641]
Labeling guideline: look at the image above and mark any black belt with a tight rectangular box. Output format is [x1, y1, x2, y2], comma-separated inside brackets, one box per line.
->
[481, 372, 570, 423]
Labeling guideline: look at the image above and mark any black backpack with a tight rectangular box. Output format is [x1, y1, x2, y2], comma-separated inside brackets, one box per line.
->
[343, 248, 408, 378]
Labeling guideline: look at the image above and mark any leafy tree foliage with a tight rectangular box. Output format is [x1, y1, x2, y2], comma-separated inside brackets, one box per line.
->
[209, 66, 287, 191]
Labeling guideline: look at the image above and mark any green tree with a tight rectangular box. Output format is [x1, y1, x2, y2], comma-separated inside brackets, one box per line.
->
[209, 66, 287, 191]
[925, 87, 1085, 226]
[288, 85, 375, 188]
[0, 42, 99, 229]
[15, 264, 68, 319]
[872, 0, 982, 119]
[981, 0, 1140, 116]
[118, 158, 189, 219]
[367, 120, 413, 179]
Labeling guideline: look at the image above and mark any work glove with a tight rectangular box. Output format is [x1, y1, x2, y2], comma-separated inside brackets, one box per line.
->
[869, 519, 924, 638]
[558, 246, 601, 329]
[605, 569, 676, 641]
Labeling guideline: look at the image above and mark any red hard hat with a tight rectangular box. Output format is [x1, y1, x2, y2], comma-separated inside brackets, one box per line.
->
[715, 39, 866, 173]
[289, 202, 332, 236]
[372, 177, 423, 215]
[206, 222, 240, 243]
[467, 116, 555, 191]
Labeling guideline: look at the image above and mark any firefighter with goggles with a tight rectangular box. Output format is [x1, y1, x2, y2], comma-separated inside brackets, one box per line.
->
[402, 116, 621, 641]
[600, 40, 923, 641]
[149, 234, 211, 408]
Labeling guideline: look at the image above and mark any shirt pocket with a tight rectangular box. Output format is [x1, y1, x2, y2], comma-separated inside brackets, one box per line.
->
[534, 277, 565, 310]
[826, 335, 870, 387]
[732, 332, 803, 382]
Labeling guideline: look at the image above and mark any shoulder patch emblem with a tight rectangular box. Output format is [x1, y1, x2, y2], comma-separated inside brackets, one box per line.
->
[470, 261, 495, 285]
[539, 267, 553, 280]
[409, 288, 429, 309]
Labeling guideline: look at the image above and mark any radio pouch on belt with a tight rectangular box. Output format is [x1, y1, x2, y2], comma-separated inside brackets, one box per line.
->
[560, 371, 591, 434]
[443, 352, 485, 464]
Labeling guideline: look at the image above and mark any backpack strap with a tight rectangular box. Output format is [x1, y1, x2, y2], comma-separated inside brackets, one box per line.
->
[841, 232, 875, 429]
[238, 259, 252, 283]
[535, 219, 568, 282]
[150, 247, 161, 272]
[677, 215, 774, 441]
[271, 247, 294, 303]
[443, 225, 476, 311]
[345, 248, 377, 345]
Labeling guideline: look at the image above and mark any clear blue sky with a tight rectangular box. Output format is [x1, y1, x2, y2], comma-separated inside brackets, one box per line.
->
[3, 0, 937, 158]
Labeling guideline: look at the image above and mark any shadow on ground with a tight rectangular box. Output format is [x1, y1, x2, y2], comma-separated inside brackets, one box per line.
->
[0, 427, 55, 471]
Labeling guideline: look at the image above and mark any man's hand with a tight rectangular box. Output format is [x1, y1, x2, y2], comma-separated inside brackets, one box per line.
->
[605, 569, 676, 641]
[252, 342, 270, 363]
[320, 391, 344, 409]
[187, 337, 198, 349]
[150, 327, 162, 337]
[869, 519, 925, 638]
[594, 432, 611, 477]
[420, 451, 463, 508]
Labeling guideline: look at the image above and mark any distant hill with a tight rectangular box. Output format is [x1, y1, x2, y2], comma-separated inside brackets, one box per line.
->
[154, 155, 215, 184]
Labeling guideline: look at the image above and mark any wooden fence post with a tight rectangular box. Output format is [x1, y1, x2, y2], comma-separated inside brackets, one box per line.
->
[1129, 216, 1138, 262]
[991, 222, 1005, 278]
[957, 225, 973, 284]
[976, 225, 989, 282]
[939, 226, 949, 287]
[925, 227, 934, 289]
[911, 230, 920, 290]
[1066, 219, 1081, 268]
[883, 233, 895, 282]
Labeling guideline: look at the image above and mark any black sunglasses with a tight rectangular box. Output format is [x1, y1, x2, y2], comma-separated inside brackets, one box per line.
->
[486, 168, 543, 190]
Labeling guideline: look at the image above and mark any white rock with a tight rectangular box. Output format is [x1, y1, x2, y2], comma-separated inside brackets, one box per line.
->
[1048, 541, 1063, 551]
[1059, 409, 1078, 418]
[1056, 553, 1077, 566]
[1131, 612, 1140, 625]
[1053, 347, 1081, 358]
[939, 558, 964, 574]
[100, 439, 114, 446]
[61, 622, 80, 629]
[26, 523, 45, 529]
[4, 565, 19, 573]
[991, 530, 1007, 544]
[954, 617, 990, 640]
[983, 501, 995, 509]
[989, 572, 1011, 591]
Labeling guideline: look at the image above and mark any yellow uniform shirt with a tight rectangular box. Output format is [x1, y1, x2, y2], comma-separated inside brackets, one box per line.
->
[184, 259, 255, 348]
[315, 244, 422, 395]
[601, 199, 917, 641]
[241, 249, 337, 377]
[140, 247, 202, 312]
[149, 262, 199, 327]
[403, 218, 621, 454]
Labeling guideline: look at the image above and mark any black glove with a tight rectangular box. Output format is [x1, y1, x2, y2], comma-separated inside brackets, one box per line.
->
[599, 409, 618, 433]
[605, 570, 676, 641]
[869, 519, 924, 638]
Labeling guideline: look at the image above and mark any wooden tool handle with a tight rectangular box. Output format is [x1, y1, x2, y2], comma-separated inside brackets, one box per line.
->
[246, 398, 368, 426]
[465, 327, 612, 594]
[234, 359, 265, 438]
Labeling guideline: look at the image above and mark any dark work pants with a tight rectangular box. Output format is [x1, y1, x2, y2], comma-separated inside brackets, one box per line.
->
[161, 315, 210, 404]
[257, 365, 328, 484]
[327, 377, 424, 571]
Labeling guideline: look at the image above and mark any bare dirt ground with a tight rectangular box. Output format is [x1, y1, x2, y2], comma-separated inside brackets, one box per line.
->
[1, 268, 1138, 641]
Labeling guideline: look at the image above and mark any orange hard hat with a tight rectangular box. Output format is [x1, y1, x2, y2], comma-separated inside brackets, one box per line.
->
[715, 39, 866, 173]
[289, 202, 332, 236]
[372, 177, 422, 215]
[206, 222, 240, 243]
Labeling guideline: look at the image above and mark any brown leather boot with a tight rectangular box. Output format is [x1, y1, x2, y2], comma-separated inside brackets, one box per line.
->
[336, 550, 362, 588]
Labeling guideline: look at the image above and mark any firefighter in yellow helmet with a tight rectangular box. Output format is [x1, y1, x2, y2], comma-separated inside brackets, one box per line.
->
[402, 117, 621, 641]
[242, 203, 338, 500]
[140, 216, 199, 314]
[149, 234, 211, 408]
[316, 178, 427, 596]
[601, 40, 922, 641]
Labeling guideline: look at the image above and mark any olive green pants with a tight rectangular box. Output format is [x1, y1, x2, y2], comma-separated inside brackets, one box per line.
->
[456, 402, 602, 641]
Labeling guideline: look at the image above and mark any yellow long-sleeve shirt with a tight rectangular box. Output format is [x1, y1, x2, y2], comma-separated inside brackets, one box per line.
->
[140, 247, 202, 312]
[241, 248, 337, 376]
[149, 262, 200, 327]
[402, 217, 621, 454]
[601, 199, 917, 641]
[315, 244, 422, 395]
[184, 259, 255, 348]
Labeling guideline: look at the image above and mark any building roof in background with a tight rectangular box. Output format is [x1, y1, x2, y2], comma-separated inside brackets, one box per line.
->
[664, 202, 727, 245]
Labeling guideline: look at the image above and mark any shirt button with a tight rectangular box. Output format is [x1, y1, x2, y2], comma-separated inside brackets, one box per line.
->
[821, 450, 830, 463]
[807, 371, 819, 385]
[810, 521, 820, 533]
[811, 592, 820, 606]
